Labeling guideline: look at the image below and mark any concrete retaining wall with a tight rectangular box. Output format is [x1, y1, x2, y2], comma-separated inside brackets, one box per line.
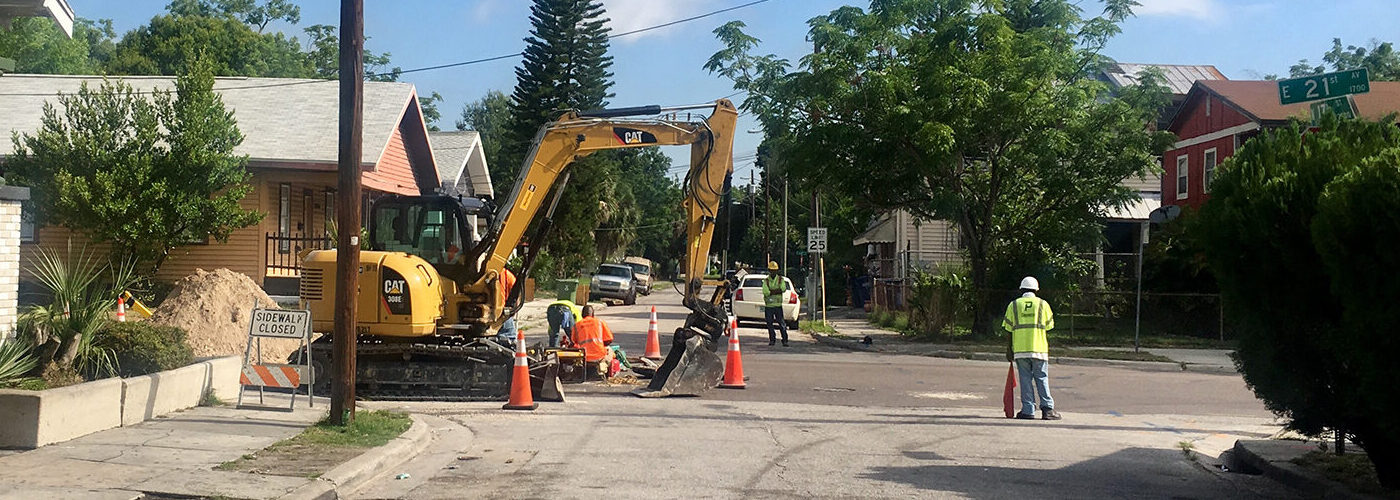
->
[0, 355, 241, 449]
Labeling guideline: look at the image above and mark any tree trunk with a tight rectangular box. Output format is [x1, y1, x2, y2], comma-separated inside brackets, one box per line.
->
[968, 245, 992, 337]
[55, 332, 82, 367]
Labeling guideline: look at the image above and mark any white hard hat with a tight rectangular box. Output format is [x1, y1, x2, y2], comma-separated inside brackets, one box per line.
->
[1019, 276, 1039, 291]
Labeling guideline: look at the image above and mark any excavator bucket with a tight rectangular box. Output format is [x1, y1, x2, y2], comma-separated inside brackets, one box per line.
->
[632, 329, 723, 398]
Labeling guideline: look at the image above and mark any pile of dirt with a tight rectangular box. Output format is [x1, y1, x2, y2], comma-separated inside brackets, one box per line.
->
[151, 268, 302, 362]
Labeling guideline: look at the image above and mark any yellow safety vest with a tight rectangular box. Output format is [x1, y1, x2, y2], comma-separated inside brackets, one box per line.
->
[1003, 296, 1053, 354]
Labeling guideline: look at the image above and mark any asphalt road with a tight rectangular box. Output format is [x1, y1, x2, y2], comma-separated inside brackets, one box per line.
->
[352, 287, 1295, 499]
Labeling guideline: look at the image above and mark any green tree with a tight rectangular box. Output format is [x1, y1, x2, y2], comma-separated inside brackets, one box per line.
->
[8, 56, 263, 274]
[1289, 38, 1400, 80]
[301, 23, 400, 81]
[706, 0, 1173, 333]
[502, 0, 617, 275]
[457, 90, 513, 178]
[418, 91, 443, 131]
[1195, 117, 1400, 487]
[106, 13, 310, 77]
[0, 17, 116, 74]
[617, 148, 684, 266]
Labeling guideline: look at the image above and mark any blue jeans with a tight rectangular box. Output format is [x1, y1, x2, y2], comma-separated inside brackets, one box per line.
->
[496, 318, 518, 348]
[1015, 357, 1054, 416]
[764, 306, 788, 343]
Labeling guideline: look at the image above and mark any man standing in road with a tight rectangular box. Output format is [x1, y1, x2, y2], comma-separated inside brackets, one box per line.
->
[1003, 276, 1061, 420]
[496, 268, 519, 346]
[761, 261, 790, 347]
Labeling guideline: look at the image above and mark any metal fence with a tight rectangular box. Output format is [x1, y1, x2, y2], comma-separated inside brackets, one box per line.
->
[868, 280, 1227, 341]
[265, 233, 333, 277]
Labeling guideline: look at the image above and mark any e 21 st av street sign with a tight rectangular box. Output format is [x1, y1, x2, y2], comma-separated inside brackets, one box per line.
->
[1278, 68, 1370, 105]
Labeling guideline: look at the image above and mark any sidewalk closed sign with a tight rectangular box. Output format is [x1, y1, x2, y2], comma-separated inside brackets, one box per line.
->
[250, 309, 310, 339]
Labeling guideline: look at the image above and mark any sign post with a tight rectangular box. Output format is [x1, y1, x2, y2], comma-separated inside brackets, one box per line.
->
[807, 227, 828, 323]
[237, 306, 314, 412]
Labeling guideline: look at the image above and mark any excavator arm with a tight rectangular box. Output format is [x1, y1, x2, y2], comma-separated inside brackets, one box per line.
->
[455, 100, 737, 335]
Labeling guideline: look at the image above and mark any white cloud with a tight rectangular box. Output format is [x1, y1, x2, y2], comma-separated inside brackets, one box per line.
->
[471, 0, 506, 24]
[600, 0, 708, 42]
[1131, 0, 1223, 20]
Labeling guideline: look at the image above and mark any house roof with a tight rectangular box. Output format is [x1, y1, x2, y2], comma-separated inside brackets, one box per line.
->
[1099, 63, 1226, 96]
[1176, 79, 1400, 129]
[0, 74, 415, 167]
[0, 0, 74, 37]
[428, 130, 493, 198]
[853, 215, 897, 246]
[1102, 194, 1161, 222]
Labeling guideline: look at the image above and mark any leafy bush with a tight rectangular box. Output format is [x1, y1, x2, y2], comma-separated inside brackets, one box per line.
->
[1194, 117, 1400, 487]
[96, 322, 194, 378]
[907, 269, 972, 338]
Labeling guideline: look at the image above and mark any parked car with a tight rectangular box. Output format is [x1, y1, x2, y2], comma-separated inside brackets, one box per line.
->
[622, 256, 653, 295]
[589, 263, 638, 305]
[730, 273, 800, 328]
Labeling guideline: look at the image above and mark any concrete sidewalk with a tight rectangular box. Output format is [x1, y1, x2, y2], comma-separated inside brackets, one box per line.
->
[0, 393, 326, 500]
[815, 308, 1237, 374]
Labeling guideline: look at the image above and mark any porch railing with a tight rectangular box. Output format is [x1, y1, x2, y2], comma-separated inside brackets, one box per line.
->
[265, 233, 332, 277]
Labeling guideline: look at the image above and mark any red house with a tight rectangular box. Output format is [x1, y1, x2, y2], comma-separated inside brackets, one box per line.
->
[1164, 79, 1400, 208]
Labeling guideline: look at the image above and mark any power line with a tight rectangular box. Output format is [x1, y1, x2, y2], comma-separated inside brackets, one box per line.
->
[596, 219, 684, 232]
[0, 0, 776, 97]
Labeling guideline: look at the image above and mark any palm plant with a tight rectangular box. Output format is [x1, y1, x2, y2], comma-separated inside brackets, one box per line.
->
[0, 339, 38, 386]
[20, 245, 138, 380]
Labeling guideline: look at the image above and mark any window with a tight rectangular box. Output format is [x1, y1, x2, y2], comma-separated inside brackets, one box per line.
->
[1203, 148, 1218, 193]
[278, 183, 291, 253]
[19, 202, 35, 243]
[1176, 155, 1189, 200]
[301, 190, 312, 235]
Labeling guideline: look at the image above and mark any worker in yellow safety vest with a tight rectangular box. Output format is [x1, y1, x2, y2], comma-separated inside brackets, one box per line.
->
[1003, 276, 1061, 421]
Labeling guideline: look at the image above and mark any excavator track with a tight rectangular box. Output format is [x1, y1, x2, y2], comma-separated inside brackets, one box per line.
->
[301, 337, 556, 402]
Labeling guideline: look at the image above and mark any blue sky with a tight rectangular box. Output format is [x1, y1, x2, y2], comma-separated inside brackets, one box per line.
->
[65, 0, 1400, 181]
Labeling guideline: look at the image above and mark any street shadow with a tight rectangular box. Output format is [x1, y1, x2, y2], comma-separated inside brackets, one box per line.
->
[858, 447, 1258, 499]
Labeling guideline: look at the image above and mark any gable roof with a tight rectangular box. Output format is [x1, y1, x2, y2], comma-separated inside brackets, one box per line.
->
[1171, 79, 1400, 131]
[428, 130, 493, 198]
[0, 74, 414, 167]
[1099, 63, 1227, 96]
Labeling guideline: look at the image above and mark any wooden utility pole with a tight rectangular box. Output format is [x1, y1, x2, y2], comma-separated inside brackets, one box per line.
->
[763, 167, 771, 265]
[781, 179, 788, 274]
[330, 0, 363, 426]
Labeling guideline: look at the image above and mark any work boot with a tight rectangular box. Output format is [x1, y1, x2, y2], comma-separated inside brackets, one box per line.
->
[782, 340, 789, 347]
[768, 339, 776, 346]
[1042, 409, 1062, 420]
[1015, 413, 1036, 420]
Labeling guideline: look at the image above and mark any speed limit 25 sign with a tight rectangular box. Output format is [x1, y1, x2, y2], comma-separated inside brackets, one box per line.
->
[807, 227, 828, 254]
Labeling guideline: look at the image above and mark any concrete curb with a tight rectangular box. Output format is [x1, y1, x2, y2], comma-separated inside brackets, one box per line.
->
[809, 330, 1237, 375]
[279, 413, 433, 500]
[1231, 440, 1371, 500]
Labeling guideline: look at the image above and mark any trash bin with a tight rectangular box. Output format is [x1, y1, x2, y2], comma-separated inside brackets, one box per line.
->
[555, 279, 578, 300]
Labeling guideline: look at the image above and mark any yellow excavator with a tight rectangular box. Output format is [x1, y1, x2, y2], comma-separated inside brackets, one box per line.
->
[297, 99, 737, 400]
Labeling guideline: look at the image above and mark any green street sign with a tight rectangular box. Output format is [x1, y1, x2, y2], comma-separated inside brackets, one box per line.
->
[1278, 68, 1370, 105]
[1310, 95, 1357, 123]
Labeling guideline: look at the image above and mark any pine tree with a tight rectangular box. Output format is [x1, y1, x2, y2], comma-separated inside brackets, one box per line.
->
[501, 0, 616, 276]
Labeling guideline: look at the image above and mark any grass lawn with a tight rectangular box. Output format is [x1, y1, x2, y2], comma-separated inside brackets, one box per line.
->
[1292, 450, 1390, 497]
[218, 410, 412, 478]
[942, 344, 1175, 363]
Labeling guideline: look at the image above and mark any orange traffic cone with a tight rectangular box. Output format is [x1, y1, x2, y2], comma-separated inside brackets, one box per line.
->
[1003, 363, 1018, 418]
[116, 297, 126, 323]
[503, 327, 538, 410]
[719, 316, 745, 389]
[643, 306, 662, 360]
